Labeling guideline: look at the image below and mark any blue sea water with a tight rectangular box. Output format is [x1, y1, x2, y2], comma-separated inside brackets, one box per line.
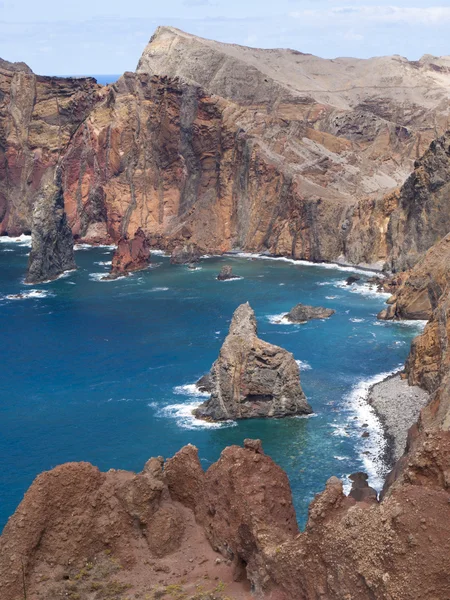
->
[0, 238, 425, 532]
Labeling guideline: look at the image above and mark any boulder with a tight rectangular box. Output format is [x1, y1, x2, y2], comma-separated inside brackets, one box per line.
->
[217, 265, 239, 280]
[107, 228, 150, 278]
[348, 472, 378, 503]
[193, 303, 312, 421]
[346, 275, 360, 285]
[170, 243, 203, 265]
[285, 303, 335, 323]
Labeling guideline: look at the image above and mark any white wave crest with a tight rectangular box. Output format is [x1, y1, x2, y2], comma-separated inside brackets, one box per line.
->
[296, 359, 312, 371]
[159, 402, 236, 430]
[350, 318, 365, 323]
[343, 366, 403, 490]
[0, 234, 32, 247]
[230, 252, 382, 277]
[95, 260, 112, 266]
[4, 289, 54, 300]
[150, 287, 169, 292]
[267, 313, 291, 325]
[173, 383, 210, 398]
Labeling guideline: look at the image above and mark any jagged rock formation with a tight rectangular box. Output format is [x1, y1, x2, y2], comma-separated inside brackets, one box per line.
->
[1, 31, 450, 271]
[285, 303, 335, 323]
[405, 288, 450, 394]
[379, 233, 450, 320]
[108, 227, 150, 278]
[2, 428, 450, 600]
[386, 132, 450, 272]
[193, 303, 311, 420]
[25, 168, 76, 283]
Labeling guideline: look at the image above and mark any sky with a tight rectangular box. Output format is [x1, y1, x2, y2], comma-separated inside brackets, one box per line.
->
[1, 1, 450, 75]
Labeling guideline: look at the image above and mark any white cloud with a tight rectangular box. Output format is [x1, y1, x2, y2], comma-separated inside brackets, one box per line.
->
[290, 6, 450, 25]
[343, 31, 364, 41]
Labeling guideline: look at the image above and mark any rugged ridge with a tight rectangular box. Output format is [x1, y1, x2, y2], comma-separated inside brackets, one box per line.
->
[193, 303, 312, 420]
[25, 168, 76, 283]
[2, 30, 450, 272]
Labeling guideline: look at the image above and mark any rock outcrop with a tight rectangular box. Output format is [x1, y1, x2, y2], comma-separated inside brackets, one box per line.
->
[25, 168, 76, 284]
[108, 227, 150, 278]
[2, 430, 450, 600]
[386, 131, 450, 272]
[193, 303, 312, 420]
[217, 265, 239, 280]
[378, 233, 450, 321]
[285, 303, 335, 323]
[170, 243, 204, 265]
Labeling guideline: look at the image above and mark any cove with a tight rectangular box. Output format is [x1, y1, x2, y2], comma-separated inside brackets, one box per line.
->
[0, 240, 424, 531]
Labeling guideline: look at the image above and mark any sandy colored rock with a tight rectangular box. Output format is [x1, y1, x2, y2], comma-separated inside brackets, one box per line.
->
[194, 303, 312, 420]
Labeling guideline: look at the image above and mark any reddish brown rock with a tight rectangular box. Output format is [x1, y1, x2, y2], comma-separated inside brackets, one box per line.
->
[108, 227, 151, 278]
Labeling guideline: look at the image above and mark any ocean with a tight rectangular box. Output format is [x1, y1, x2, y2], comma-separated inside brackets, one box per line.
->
[0, 237, 425, 531]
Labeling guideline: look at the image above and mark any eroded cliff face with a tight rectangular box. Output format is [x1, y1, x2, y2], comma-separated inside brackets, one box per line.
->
[0, 60, 103, 236]
[386, 132, 450, 272]
[2, 30, 450, 269]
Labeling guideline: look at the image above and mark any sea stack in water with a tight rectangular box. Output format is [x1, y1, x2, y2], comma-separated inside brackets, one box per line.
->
[170, 243, 203, 265]
[194, 303, 312, 421]
[285, 303, 335, 323]
[217, 265, 239, 280]
[108, 228, 151, 278]
[25, 169, 76, 284]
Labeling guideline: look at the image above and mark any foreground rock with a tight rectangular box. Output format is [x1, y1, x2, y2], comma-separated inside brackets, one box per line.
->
[217, 265, 239, 280]
[170, 243, 203, 265]
[193, 303, 312, 420]
[25, 169, 76, 284]
[285, 303, 335, 323]
[107, 228, 150, 278]
[2, 431, 450, 600]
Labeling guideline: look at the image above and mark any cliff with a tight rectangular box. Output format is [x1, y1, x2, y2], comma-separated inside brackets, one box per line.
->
[2, 30, 450, 270]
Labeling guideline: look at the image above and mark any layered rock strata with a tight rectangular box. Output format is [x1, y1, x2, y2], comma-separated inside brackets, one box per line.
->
[25, 168, 76, 283]
[194, 303, 312, 420]
[2, 31, 450, 272]
[108, 227, 150, 278]
[379, 233, 450, 321]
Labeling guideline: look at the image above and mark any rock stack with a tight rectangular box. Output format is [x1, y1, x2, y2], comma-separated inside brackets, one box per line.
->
[194, 303, 312, 420]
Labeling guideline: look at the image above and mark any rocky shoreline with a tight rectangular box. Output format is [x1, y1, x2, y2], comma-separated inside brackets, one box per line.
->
[367, 373, 430, 467]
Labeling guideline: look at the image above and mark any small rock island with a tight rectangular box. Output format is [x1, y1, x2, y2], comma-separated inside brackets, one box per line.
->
[107, 228, 151, 279]
[193, 302, 312, 421]
[285, 303, 335, 323]
[217, 265, 239, 280]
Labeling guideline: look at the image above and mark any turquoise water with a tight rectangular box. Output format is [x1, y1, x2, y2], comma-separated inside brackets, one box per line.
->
[0, 238, 424, 532]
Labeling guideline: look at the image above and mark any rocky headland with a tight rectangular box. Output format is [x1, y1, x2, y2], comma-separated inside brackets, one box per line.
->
[193, 303, 312, 420]
[285, 303, 335, 323]
[2, 29, 450, 276]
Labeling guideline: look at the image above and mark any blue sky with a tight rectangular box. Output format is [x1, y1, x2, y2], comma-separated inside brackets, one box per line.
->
[1, 1, 450, 75]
